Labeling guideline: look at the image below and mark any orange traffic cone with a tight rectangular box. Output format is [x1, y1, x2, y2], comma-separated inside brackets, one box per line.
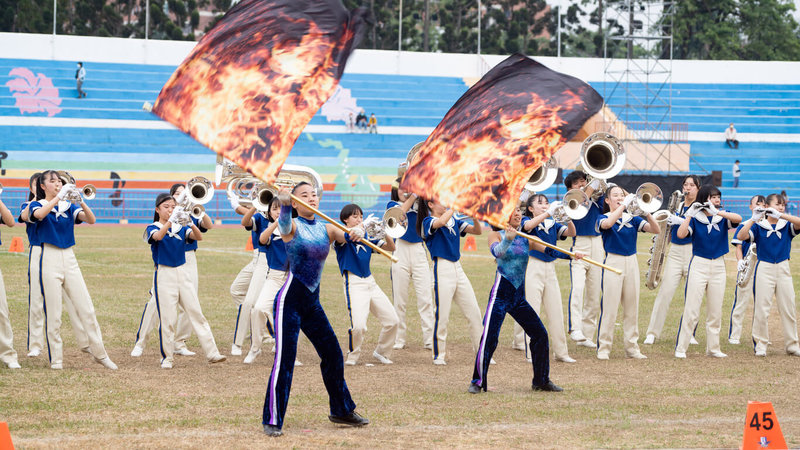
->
[0, 422, 14, 450]
[463, 235, 477, 251]
[7, 237, 23, 253]
[245, 238, 254, 252]
[741, 401, 787, 450]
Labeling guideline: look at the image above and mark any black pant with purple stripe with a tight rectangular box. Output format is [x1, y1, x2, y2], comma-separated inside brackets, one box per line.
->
[472, 274, 550, 391]
[262, 273, 356, 429]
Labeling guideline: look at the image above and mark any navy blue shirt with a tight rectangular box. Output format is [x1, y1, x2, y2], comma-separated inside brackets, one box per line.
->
[29, 200, 82, 249]
[251, 213, 271, 254]
[686, 213, 734, 259]
[596, 213, 646, 256]
[145, 222, 193, 267]
[19, 201, 40, 246]
[334, 235, 383, 278]
[263, 224, 288, 271]
[387, 200, 422, 243]
[573, 198, 603, 237]
[731, 223, 751, 257]
[422, 215, 469, 262]
[521, 217, 568, 262]
[670, 204, 692, 245]
[747, 220, 798, 264]
[184, 216, 208, 252]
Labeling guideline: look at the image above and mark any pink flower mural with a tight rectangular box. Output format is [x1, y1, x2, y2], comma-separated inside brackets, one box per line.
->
[5, 67, 62, 117]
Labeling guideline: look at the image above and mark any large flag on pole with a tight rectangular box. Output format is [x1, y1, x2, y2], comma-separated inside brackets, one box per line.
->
[400, 54, 603, 226]
[152, 0, 367, 184]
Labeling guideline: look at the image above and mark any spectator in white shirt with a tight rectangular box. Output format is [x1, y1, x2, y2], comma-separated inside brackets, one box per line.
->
[733, 160, 741, 188]
[725, 123, 738, 149]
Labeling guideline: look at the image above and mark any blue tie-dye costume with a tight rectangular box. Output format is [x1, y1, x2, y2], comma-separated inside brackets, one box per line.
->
[471, 230, 551, 391]
[263, 205, 356, 430]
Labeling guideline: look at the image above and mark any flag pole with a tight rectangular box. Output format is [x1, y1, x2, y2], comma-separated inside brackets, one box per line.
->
[274, 185, 399, 263]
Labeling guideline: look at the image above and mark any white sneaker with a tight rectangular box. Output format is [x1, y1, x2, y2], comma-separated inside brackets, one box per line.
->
[627, 352, 647, 360]
[174, 348, 196, 356]
[569, 330, 587, 342]
[294, 359, 303, 366]
[243, 349, 261, 364]
[755, 350, 767, 357]
[344, 360, 357, 366]
[230, 345, 242, 356]
[689, 336, 699, 345]
[51, 363, 63, 370]
[7, 361, 21, 369]
[209, 354, 227, 364]
[392, 343, 406, 350]
[674, 351, 686, 359]
[577, 340, 596, 348]
[432, 358, 446, 366]
[95, 357, 118, 370]
[728, 339, 740, 345]
[526, 357, 532, 363]
[556, 355, 577, 363]
[424, 343, 433, 350]
[270, 345, 276, 353]
[130, 346, 144, 357]
[81, 346, 91, 354]
[372, 351, 393, 365]
[161, 359, 173, 369]
[707, 351, 727, 358]
[787, 349, 800, 357]
[489, 358, 496, 365]
[596, 353, 610, 360]
[27, 349, 41, 358]
[643, 335, 655, 345]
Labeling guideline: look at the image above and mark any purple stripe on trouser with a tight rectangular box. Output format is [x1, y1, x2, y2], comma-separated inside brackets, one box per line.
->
[267, 272, 292, 426]
[474, 273, 501, 387]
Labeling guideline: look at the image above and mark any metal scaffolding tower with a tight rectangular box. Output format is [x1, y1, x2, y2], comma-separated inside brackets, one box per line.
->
[602, 0, 688, 174]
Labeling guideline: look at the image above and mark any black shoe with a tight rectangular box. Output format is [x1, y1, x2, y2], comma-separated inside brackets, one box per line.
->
[328, 411, 369, 427]
[468, 382, 482, 394]
[532, 380, 563, 392]
[263, 424, 282, 436]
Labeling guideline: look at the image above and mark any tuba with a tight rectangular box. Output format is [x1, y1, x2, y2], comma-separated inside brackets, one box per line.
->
[627, 182, 663, 217]
[737, 243, 757, 288]
[577, 133, 625, 201]
[57, 170, 96, 204]
[645, 190, 684, 290]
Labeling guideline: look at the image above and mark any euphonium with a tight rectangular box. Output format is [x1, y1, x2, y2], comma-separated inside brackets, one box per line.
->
[551, 189, 590, 224]
[737, 243, 757, 288]
[525, 156, 559, 193]
[627, 182, 663, 217]
[577, 133, 625, 201]
[645, 190, 684, 290]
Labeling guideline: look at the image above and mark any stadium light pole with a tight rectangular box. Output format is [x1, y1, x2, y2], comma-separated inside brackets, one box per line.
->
[557, 4, 561, 58]
[145, 0, 150, 40]
[398, 0, 402, 52]
[477, 0, 481, 55]
[52, 0, 56, 35]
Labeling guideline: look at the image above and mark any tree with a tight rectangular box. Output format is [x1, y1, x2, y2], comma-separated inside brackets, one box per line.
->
[738, 0, 800, 60]
[672, 0, 740, 59]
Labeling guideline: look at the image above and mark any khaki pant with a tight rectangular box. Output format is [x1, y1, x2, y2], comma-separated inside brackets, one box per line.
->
[751, 260, 800, 354]
[233, 252, 268, 348]
[646, 243, 692, 338]
[728, 270, 754, 342]
[153, 264, 221, 364]
[28, 245, 89, 353]
[0, 268, 19, 366]
[343, 272, 399, 363]
[568, 235, 604, 338]
[675, 256, 725, 354]
[231, 250, 259, 305]
[512, 257, 569, 360]
[391, 240, 434, 348]
[431, 258, 483, 361]
[40, 244, 108, 366]
[597, 253, 642, 357]
[249, 268, 287, 354]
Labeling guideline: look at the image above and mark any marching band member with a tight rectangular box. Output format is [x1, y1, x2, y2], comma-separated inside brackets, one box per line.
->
[245, 197, 291, 364]
[20, 173, 90, 358]
[469, 208, 564, 394]
[596, 185, 660, 360]
[29, 170, 117, 370]
[563, 171, 604, 348]
[644, 175, 701, 344]
[0, 193, 20, 369]
[144, 193, 225, 369]
[516, 194, 579, 363]
[728, 194, 765, 344]
[263, 183, 368, 437]
[674, 185, 741, 358]
[388, 180, 434, 350]
[416, 198, 484, 365]
[335, 204, 399, 366]
[736, 193, 800, 357]
[131, 183, 211, 357]
[231, 203, 271, 357]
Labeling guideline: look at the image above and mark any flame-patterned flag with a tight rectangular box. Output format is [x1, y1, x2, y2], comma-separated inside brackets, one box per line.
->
[152, 0, 367, 183]
[400, 54, 603, 226]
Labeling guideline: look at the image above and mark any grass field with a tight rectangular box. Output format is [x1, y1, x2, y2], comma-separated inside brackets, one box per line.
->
[1, 224, 799, 448]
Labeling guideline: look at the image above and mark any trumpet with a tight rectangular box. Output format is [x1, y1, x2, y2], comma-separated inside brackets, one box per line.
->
[57, 170, 96, 204]
[551, 189, 590, 223]
[627, 182, 663, 216]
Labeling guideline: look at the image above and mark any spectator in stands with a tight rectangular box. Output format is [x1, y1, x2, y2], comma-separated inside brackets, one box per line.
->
[356, 110, 367, 131]
[346, 113, 355, 133]
[368, 113, 378, 134]
[725, 123, 738, 149]
[733, 160, 741, 188]
[76, 62, 86, 98]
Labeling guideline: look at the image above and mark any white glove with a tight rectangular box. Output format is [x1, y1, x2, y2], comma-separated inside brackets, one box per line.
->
[685, 202, 703, 218]
[363, 213, 377, 225]
[58, 183, 75, 200]
[737, 259, 746, 273]
[168, 208, 182, 224]
[588, 178, 602, 191]
[622, 193, 636, 207]
[704, 202, 718, 215]
[751, 208, 765, 222]
[546, 201, 562, 217]
[174, 190, 188, 206]
[666, 214, 685, 226]
[348, 225, 365, 242]
[229, 195, 240, 210]
[765, 207, 782, 219]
